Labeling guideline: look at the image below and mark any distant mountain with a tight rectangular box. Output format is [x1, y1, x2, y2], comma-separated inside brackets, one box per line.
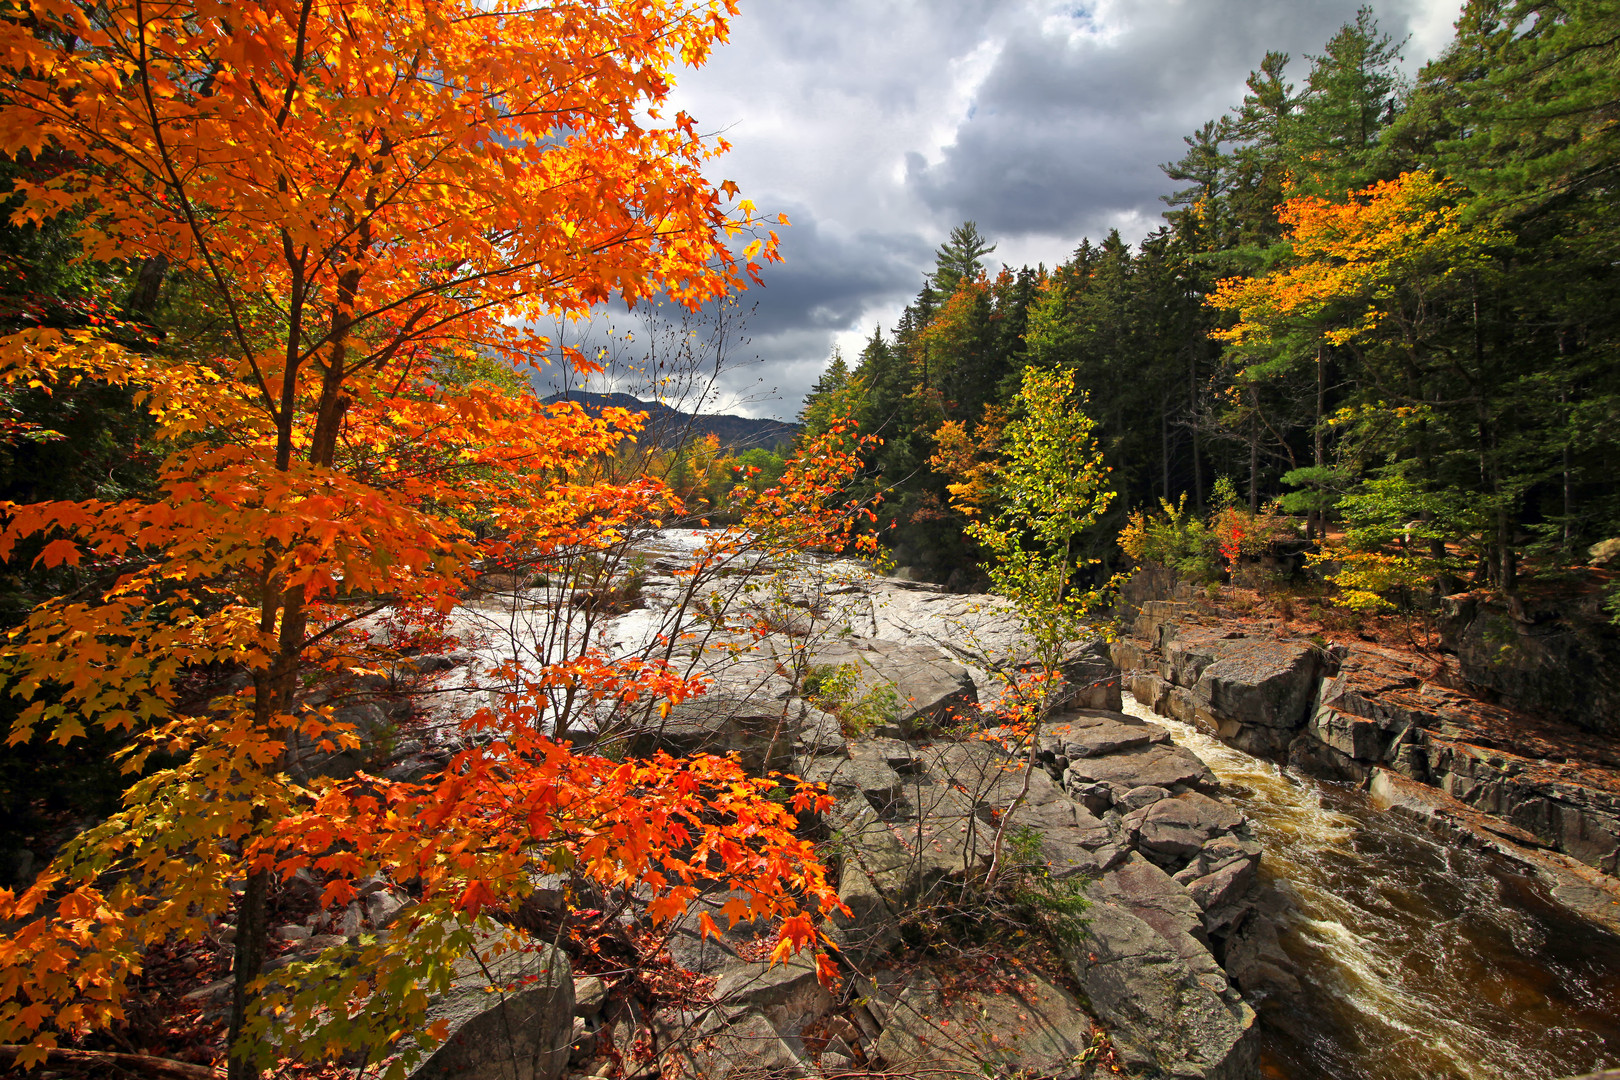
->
[542, 391, 800, 452]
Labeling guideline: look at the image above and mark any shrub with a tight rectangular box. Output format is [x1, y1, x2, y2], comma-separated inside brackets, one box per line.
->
[1119, 494, 1220, 582]
[802, 663, 899, 738]
[1310, 474, 1482, 612]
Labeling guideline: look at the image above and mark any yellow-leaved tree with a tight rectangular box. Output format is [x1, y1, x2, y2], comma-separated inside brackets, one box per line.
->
[1208, 169, 1505, 600]
[0, 1, 846, 1076]
[933, 366, 1116, 887]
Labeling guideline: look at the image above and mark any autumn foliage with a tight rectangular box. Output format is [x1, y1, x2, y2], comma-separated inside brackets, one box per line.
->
[0, 0, 845, 1075]
[1207, 170, 1500, 354]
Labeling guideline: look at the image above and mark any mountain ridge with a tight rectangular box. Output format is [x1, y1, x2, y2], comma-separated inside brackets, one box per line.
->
[542, 391, 799, 451]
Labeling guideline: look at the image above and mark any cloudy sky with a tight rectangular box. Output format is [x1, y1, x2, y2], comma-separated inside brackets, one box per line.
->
[568, 0, 1467, 420]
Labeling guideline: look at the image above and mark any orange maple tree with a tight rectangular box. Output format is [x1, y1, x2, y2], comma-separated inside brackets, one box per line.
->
[0, 1, 844, 1076]
[1207, 170, 1500, 356]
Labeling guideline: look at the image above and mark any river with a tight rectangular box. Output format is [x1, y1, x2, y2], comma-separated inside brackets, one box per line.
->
[1121, 694, 1620, 1080]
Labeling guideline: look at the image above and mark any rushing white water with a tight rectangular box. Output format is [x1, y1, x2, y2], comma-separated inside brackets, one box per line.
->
[1122, 694, 1620, 1080]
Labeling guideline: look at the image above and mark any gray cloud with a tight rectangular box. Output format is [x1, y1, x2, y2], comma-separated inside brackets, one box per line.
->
[905, 0, 1443, 242]
[738, 207, 932, 337]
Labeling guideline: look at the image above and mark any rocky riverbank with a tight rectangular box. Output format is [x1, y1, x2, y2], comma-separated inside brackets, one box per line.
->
[1111, 569, 1620, 935]
[127, 541, 1620, 1079]
[645, 701, 1271, 1080]
[280, 538, 1283, 1080]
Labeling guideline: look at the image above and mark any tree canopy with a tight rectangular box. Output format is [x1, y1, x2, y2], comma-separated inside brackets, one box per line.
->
[0, 2, 840, 1075]
[794, 0, 1620, 602]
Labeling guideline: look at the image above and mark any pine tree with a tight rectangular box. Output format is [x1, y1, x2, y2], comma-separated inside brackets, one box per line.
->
[798, 348, 853, 437]
[1288, 6, 1405, 192]
[929, 221, 997, 298]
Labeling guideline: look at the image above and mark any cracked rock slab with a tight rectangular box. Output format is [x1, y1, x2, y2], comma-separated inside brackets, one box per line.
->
[1066, 902, 1258, 1080]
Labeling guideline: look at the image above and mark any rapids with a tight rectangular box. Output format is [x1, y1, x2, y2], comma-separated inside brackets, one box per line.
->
[1122, 694, 1620, 1080]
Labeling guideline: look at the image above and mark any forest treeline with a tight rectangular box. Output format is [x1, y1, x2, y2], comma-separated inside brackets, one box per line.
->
[797, 1, 1620, 598]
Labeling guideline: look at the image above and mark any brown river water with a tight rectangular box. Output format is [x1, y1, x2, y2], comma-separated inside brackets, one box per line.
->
[1122, 695, 1620, 1080]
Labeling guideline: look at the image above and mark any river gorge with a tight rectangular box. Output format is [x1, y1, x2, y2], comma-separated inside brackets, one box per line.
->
[274, 536, 1620, 1080]
[1126, 695, 1620, 1080]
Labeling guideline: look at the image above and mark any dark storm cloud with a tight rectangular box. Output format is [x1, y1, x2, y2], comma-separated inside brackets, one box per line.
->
[907, 0, 1448, 243]
[737, 207, 933, 337]
[651, 0, 1465, 417]
[530, 208, 929, 418]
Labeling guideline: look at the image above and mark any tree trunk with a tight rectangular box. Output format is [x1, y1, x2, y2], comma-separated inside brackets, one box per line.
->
[1189, 348, 1204, 507]
[1248, 390, 1260, 513]
[124, 255, 169, 320]
[1560, 379, 1572, 556]
[226, 254, 359, 1075]
[1161, 406, 1171, 501]
[1312, 342, 1327, 540]
[226, 869, 270, 1080]
[0, 1047, 224, 1080]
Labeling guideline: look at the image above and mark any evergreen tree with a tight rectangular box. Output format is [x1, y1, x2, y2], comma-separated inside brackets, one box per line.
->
[1288, 6, 1405, 192]
[798, 347, 852, 437]
[1226, 51, 1297, 247]
[929, 220, 997, 298]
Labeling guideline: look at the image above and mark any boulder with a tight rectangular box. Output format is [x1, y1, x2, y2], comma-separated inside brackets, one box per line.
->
[1065, 779, 1115, 816]
[1164, 636, 1223, 688]
[1222, 911, 1301, 998]
[1173, 835, 1263, 887]
[1067, 902, 1258, 1080]
[821, 743, 910, 819]
[871, 966, 1096, 1080]
[1042, 709, 1171, 759]
[1131, 671, 1173, 712]
[663, 925, 743, 976]
[825, 796, 981, 911]
[0, 848, 35, 891]
[1120, 784, 1171, 810]
[674, 886, 777, 947]
[1126, 792, 1245, 870]
[1186, 858, 1257, 913]
[1439, 591, 1620, 737]
[408, 933, 574, 1080]
[1060, 637, 1124, 711]
[1190, 638, 1319, 734]
[287, 699, 396, 780]
[1590, 537, 1620, 567]
[1308, 700, 1389, 763]
[1312, 643, 1620, 875]
[1063, 741, 1217, 794]
[1089, 854, 1219, 974]
[1135, 600, 1195, 651]
[807, 639, 978, 735]
[795, 703, 848, 758]
[675, 1009, 809, 1080]
[628, 692, 799, 774]
[826, 856, 902, 963]
[572, 977, 607, 1018]
[364, 886, 412, 930]
[713, 953, 832, 1037]
[1011, 769, 1111, 876]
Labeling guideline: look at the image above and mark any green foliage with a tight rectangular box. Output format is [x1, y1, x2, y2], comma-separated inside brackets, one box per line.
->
[797, 348, 855, 439]
[731, 447, 788, 494]
[930, 220, 997, 299]
[1310, 473, 1483, 611]
[1119, 495, 1220, 583]
[764, 0, 1620, 595]
[1287, 5, 1405, 193]
[1003, 826, 1091, 950]
[802, 663, 899, 738]
[1279, 465, 1346, 517]
[965, 367, 1117, 664]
